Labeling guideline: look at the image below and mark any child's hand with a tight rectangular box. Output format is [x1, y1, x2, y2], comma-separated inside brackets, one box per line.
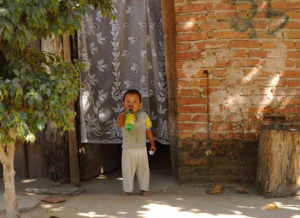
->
[124, 107, 131, 113]
[149, 144, 156, 155]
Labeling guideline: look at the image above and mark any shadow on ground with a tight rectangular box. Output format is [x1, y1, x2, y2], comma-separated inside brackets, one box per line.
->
[22, 145, 300, 218]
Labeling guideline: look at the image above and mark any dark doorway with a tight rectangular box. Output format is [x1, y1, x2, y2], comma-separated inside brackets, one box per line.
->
[76, 1, 175, 182]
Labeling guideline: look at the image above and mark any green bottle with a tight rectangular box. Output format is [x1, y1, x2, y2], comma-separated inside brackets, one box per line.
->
[125, 109, 135, 131]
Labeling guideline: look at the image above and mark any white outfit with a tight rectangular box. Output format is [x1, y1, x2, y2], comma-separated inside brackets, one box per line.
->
[121, 111, 152, 192]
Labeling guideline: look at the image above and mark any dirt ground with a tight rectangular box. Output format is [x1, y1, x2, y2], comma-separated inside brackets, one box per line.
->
[1, 146, 300, 218]
[21, 170, 300, 218]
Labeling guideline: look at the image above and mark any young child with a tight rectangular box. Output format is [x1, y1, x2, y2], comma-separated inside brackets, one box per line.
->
[116, 89, 156, 196]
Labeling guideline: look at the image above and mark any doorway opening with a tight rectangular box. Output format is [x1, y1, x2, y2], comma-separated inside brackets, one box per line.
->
[76, 0, 177, 183]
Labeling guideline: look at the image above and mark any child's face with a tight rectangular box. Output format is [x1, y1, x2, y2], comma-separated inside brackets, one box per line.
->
[123, 93, 142, 113]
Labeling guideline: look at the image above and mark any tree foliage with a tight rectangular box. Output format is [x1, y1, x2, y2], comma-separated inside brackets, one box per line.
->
[0, 0, 113, 146]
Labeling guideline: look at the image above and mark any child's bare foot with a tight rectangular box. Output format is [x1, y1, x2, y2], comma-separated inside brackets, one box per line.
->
[122, 192, 130, 196]
[140, 190, 149, 196]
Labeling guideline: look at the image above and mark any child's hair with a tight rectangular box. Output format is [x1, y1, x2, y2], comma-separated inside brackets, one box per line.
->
[123, 89, 141, 102]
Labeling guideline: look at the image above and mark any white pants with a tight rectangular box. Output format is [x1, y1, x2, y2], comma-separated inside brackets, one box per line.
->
[122, 147, 150, 192]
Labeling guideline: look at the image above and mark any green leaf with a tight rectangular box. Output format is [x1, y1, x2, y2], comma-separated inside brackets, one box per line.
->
[40, 84, 46, 91]
[36, 120, 45, 131]
[25, 133, 35, 143]
[0, 0, 113, 146]
[20, 112, 27, 120]
[0, 102, 5, 112]
[28, 97, 34, 106]
[0, 8, 9, 17]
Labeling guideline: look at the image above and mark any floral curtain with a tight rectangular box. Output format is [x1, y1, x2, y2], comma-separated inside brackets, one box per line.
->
[78, 0, 169, 144]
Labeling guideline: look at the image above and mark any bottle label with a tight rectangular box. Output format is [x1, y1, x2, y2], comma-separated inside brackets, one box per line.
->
[125, 112, 135, 131]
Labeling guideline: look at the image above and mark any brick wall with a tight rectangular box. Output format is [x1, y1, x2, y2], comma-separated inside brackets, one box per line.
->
[174, 0, 300, 183]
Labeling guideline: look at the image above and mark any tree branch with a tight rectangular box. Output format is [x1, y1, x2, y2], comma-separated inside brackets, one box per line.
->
[0, 145, 8, 165]
[7, 129, 16, 158]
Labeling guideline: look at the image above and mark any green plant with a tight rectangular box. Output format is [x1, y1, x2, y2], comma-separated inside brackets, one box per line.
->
[0, 1, 113, 217]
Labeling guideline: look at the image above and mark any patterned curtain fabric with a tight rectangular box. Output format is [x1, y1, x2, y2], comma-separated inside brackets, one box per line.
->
[78, 0, 169, 144]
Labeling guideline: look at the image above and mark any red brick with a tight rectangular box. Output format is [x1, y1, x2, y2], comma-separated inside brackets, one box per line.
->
[175, 4, 205, 13]
[255, 11, 266, 19]
[247, 59, 261, 67]
[233, 50, 247, 58]
[282, 70, 300, 78]
[176, 51, 203, 60]
[244, 133, 258, 140]
[256, 31, 276, 38]
[248, 50, 268, 58]
[197, 42, 205, 49]
[177, 70, 207, 78]
[176, 70, 185, 77]
[273, 2, 300, 10]
[207, 31, 216, 38]
[273, 88, 300, 96]
[216, 31, 249, 39]
[177, 89, 201, 96]
[176, 62, 185, 69]
[190, 79, 206, 87]
[176, 14, 206, 23]
[254, 79, 286, 87]
[178, 131, 193, 139]
[239, 3, 253, 10]
[211, 70, 227, 77]
[205, 2, 213, 10]
[207, 11, 215, 19]
[248, 107, 272, 114]
[285, 22, 300, 30]
[288, 11, 300, 19]
[225, 115, 236, 122]
[285, 32, 300, 39]
[271, 2, 288, 9]
[178, 106, 206, 113]
[287, 51, 300, 58]
[211, 115, 224, 122]
[209, 133, 224, 140]
[176, 43, 191, 51]
[178, 114, 192, 121]
[187, 159, 208, 166]
[247, 124, 261, 132]
[225, 133, 244, 140]
[213, 3, 237, 10]
[173, 1, 300, 143]
[288, 80, 300, 87]
[249, 115, 260, 122]
[215, 60, 227, 68]
[205, 41, 228, 49]
[192, 115, 207, 122]
[189, 79, 221, 87]
[177, 97, 206, 105]
[262, 42, 276, 49]
[193, 133, 208, 140]
[176, 24, 199, 32]
[177, 33, 207, 41]
[214, 12, 236, 19]
[282, 98, 300, 105]
[286, 60, 295, 68]
[260, 70, 276, 77]
[200, 22, 231, 31]
[212, 123, 233, 131]
[178, 80, 189, 88]
[229, 59, 247, 67]
[178, 123, 207, 130]
[252, 20, 267, 29]
[275, 107, 300, 114]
